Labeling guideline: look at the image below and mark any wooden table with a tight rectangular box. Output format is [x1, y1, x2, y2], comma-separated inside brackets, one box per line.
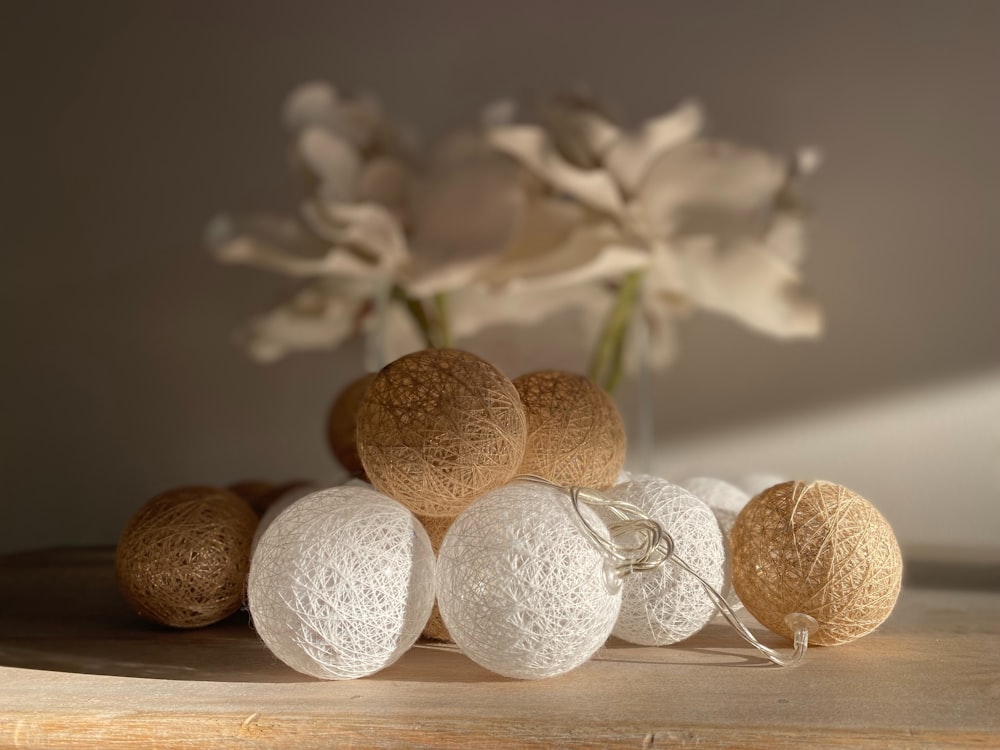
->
[0, 548, 997, 749]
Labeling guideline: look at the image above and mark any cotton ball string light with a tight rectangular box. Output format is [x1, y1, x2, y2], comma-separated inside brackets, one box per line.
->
[731, 480, 902, 646]
[326, 372, 376, 475]
[356, 348, 527, 517]
[437, 480, 621, 679]
[513, 370, 626, 489]
[248, 485, 435, 679]
[116, 486, 258, 628]
[678, 476, 751, 609]
[251, 482, 320, 552]
[604, 478, 725, 646]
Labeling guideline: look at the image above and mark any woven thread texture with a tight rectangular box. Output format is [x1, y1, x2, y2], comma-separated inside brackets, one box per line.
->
[356, 348, 527, 517]
[730, 480, 903, 646]
[605, 478, 725, 645]
[115, 486, 259, 628]
[248, 486, 436, 679]
[513, 370, 626, 490]
[437, 481, 621, 679]
[678, 476, 751, 610]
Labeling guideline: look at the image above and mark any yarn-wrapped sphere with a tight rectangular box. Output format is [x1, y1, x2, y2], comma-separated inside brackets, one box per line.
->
[678, 476, 751, 610]
[248, 486, 436, 680]
[356, 348, 527, 517]
[326, 372, 376, 475]
[513, 370, 627, 490]
[116, 486, 258, 628]
[417, 513, 458, 642]
[605, 478, 725, 645]
[731, 480, 903, 646]
[437, 480, 621, 679]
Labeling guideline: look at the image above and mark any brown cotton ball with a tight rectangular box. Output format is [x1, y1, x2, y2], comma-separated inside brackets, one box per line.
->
[417, 513, 458, 642]
[116, 486, 259, 628]
[513, 369, 626, 490]
[228, 480, 276, 516]
[731, 480, 903, 647]
[356, 348, 527, 517]
[326, 372, 377, 475]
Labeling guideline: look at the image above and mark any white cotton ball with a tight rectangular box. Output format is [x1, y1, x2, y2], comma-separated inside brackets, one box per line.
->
[605, 478, 724, 646]
[677, 476, 751, 610]
[251, 483, 321, 552]
[437, 480, 622, 679]
[248, 486, 435, 680]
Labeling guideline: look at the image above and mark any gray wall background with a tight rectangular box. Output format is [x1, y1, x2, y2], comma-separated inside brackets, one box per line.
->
[2, 0, 998, 555]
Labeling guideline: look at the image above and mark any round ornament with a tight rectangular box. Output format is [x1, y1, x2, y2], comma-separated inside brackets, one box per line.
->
[326, 372, 376, 475]
[116, 486, 259, 628]
[356, 348, 527, 517]
[513, 369, 626, 490]
[605, 478, 725, 646]
[437, 480, 621, 679]
[730, 480, 903, 646]
[228, 480, 276, 515]
[248, 485, 435, 679]
[678, 476, 751, 609]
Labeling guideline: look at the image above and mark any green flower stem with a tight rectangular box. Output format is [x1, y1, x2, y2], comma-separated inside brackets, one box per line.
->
[433, 292, 452, 348]
[589, 270, 643, 393]
[391, 287, 453, 350]
[392, 286, 436, 349]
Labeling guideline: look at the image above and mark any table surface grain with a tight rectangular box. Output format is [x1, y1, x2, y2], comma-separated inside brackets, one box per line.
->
[0, 547, 997, 749]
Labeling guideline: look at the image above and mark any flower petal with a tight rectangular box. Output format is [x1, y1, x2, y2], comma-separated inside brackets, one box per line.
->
[406, 147, 523, 296]
[297, 127, 361, 202]
[482, 221, 648, 292]
[606, 100, 704, 194]
[488, 125, 624, 215]
[302, 201, 410, 273]
[238, 281, 368, 362]
[672, 231, 822, 338]
[637, 139, 789, 237]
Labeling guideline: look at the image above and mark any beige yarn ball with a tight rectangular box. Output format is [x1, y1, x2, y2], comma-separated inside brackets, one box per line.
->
[326, 372, 376, 476]
[356, 348, 527, 517]
[513, 370, 626, 490]
[116, 486, 259, 628]
[731, 480, 903, 646]
[417, 513, 457, 642]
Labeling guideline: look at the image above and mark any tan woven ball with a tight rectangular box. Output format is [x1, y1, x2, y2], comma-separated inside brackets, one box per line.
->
[116, 486, 259, 628]
[417, 513, 458, 642]
[513, 369, 626, 490]
[326, 372, 376, 476]
[356, 348, 527, 517]
[730, 480, 903, 646]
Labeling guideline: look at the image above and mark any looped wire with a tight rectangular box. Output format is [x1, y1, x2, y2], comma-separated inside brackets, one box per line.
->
[515, 475, 817, 668]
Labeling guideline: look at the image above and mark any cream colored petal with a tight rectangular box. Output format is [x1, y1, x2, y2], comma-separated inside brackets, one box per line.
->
[449, 282, 614, 340]
[283, 81, 374, 149]
[357, 156, 411, 220]
[282, 81, 341, 132]
[303, 201, 410, 273]
[238, 282, 368, 362]
[204, 213, 323, 257]
[488, 125, 624, 215]
[637, 139, 789, 237]
[484, 227, 648, 293]
[406, 149, 523, 295]
[605, 100, 704, 194]
[297, 127, 361, 202]
[674, 233, 822, 338]
[207, 210, 391, 280]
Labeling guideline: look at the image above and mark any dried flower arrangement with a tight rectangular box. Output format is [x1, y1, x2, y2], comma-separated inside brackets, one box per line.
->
[206, 82, 822, 390]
